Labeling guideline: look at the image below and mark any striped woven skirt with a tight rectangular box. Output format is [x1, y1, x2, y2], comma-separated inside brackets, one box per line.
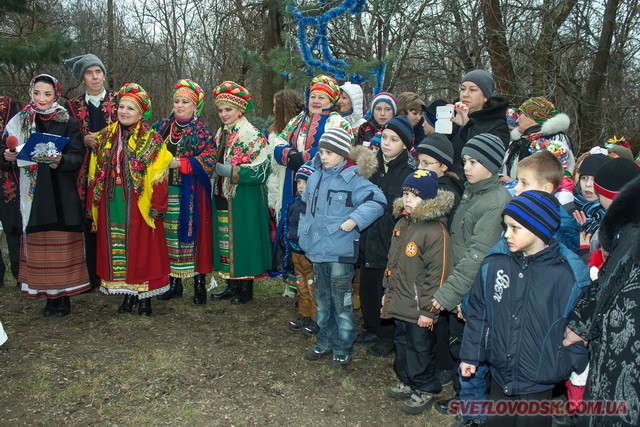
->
[98, 186, 169, 298]
[164, 187, 196, 278]
[19, 231, 90, 299]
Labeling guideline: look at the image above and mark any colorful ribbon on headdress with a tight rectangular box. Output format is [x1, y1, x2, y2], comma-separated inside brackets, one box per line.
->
[118, 83, 152, 121]
[172, 79, 204, 116]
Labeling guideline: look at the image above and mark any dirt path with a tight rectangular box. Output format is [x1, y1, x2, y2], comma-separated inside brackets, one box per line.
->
[0, 277, 454, 426]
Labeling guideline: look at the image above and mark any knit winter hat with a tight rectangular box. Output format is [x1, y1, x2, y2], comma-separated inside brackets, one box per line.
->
[118, 83, 152, 121]
[461, 133, 506, 175]
[416, 134, 454, 168]
[594, 158, 640, 199]
[384, 115, 414, 150]
[461, 70, 495, 98]
[63, 54, 106, 81]
[402, 170, 439, 201]
[310, 74, 340, 103]
[503, 190, 560, 244]
[213, 81, 253, 112]
[371, 92, 397, 116]
[295, 162, 315, 181]
[368, 133, 382, 149]
[518, 97, 558, 124]
[424, 99, 447, 126]
[172, 78, 205, 116]
[318, 127, 352, 159]
[579, 154, 610, 177]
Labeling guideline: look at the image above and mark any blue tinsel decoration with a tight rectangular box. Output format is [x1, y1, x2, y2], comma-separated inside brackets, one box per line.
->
[287, 0, 384, 92]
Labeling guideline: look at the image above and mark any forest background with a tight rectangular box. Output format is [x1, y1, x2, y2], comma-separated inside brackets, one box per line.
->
[1, 0, 639, 153]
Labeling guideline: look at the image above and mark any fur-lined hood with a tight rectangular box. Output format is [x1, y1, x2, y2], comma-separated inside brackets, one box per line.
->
[540, 112, 570, 136]
[599, 175, 640, 253]
[509, 112, 570, 141]
[392, 189, 455, 222]
[349, 145, 378, 179]
[312, 144, 378, 179]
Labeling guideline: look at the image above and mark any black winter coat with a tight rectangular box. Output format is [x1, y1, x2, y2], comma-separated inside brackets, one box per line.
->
[359, 149, 415, 269]
[460, 239, 590, 395]
[450, 97, 510, 178]
[0, 112, 85, 233]
[567, 176, 640, 426]
[438, 174, 464, 228]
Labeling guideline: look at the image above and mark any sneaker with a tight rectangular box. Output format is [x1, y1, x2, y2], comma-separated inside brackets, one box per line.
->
[367, 337, 395, 357]
[302, 319, 319, 336]
[355, 330, 379, 344]
[437, 368, 454, 386]
[304, 346, 331, 361]
[402, 391, 436, 415]
[387, 383, 413, 400]
[288, 315, 308, 332]
[331, 354, 351, 368]
[435, 397, 457, 415]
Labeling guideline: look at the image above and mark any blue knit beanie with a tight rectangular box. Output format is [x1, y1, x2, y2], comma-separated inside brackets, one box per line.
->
[295, 161, 315, 181]
[384, 115, 414, 150]
[502, 190, 560, 244]
[402, 170, 439, 201]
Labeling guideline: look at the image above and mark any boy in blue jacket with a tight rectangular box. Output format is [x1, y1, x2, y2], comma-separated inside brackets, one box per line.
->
[299, 128, 386, 368]
[460, 190, 590, 426]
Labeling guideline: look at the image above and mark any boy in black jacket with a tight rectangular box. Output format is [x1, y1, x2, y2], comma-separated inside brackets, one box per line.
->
[460, 191, 590, 426]
[286, 162, 318, 335]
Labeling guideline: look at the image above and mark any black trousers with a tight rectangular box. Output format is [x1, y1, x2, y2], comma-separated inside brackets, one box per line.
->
[487, 378, 552, 427]
[359, 267, 394, 338]
[435, 310, 456, 371]
[84, 222, 99, 288]
[0, 203, 21, 281]
[394, 319, 441, 393]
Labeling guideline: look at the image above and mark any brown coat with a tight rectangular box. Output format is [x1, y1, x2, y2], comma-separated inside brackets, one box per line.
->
[381, 190, 454, 324]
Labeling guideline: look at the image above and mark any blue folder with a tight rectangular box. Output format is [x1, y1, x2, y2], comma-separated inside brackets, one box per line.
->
[17, 132, 70, 165]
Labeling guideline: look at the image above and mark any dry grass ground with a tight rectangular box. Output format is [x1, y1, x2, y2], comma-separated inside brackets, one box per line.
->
[0, 270, 456, 426]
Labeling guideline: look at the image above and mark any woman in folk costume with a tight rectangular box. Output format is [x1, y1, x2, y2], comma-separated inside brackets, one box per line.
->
[271, 75, 352, 275]
[87, 83, 172, 316]
[0, 74, 89, 317]
[209, 81, 271, 305]
[153, 79, 216, 305]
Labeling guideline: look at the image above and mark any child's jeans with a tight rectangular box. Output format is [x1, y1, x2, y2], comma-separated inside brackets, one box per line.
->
[292, 252, 315, 319]
[313, 262, 356, 357]
[459, 362, 489, 422]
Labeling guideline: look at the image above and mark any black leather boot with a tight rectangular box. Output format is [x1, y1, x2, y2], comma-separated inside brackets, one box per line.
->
[157, 277, 183, 300]
[43, 298, 58, 317]
[56, 296, 71, 317]
[230, 280, 253, 305]
[138, 298, 152, 316]
[211, 279, 237, 300]
[193, 274, 207, 305]
[118, 295, 138, 313]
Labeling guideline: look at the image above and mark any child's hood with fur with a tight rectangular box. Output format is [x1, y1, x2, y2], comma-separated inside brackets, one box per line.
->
[392, 189, 455, 222]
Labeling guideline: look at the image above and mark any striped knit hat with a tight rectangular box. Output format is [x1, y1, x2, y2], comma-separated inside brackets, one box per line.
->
[461, 133, 505, 175]
[318, 127, 352, 159]
[416, 133, 454, 168]
[371, 92, 397, 116]
[503, 190, 560, 244]
[384, 115, 414, 149]
[295, 161, 315, 181]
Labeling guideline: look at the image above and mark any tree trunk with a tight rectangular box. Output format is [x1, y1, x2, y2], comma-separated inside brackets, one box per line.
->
[578, 0, 621, 147]
[531, 0, 577, 97]
[481, 0, 516, 100]
[261, 0, 283, 117]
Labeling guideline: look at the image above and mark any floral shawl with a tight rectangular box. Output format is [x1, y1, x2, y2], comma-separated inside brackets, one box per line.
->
[88, 121, 172, 228]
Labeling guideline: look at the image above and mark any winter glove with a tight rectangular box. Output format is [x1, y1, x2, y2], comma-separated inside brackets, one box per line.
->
[287, 151, 305, 171]
[215, 162, 233, 177]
